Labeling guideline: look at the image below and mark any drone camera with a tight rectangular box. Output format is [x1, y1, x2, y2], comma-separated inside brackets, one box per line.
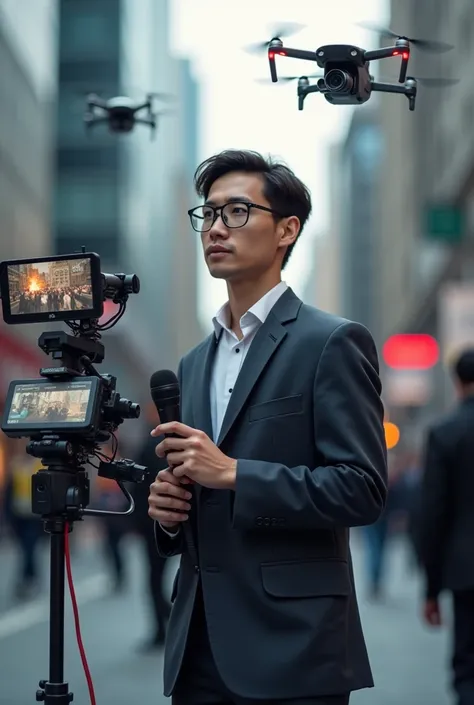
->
[324, 69, 355, 93]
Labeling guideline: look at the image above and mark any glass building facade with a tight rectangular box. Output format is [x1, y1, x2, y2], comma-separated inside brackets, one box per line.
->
[0, 0, 58, 498]
[53, 0, 203, 415]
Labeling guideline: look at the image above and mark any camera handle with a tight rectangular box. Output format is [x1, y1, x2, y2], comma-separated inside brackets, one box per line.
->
[34, 464, 136, 705]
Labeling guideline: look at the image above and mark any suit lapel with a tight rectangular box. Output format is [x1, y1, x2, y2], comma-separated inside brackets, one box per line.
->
[192, 332, 219, 440]
[216, 288, 302, 448]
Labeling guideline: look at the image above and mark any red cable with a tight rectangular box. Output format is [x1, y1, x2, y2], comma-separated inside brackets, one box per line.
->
[64, 522, 97, 705]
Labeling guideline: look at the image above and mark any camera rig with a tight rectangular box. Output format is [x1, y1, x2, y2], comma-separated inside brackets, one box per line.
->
[0, 251, 149, 705]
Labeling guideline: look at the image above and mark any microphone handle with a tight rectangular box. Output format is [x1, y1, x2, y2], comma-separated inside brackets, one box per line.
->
[157, 406, 198, 569]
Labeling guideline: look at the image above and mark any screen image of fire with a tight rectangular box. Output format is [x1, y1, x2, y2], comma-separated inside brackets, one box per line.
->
[7, 258, 93, 315]
[7, 384, 91, 424]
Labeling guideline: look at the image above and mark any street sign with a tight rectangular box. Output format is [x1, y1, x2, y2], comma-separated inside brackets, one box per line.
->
[438, 283, 474, 363]
[425, 205, 464, 243]
[384, 369, 432, 406]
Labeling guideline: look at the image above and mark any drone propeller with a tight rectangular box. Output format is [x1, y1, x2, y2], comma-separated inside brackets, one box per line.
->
[380, 75, 459, 87]
[407, 76, 459, 86]
[245, 22, 305, 55]
[256, 72, 322, 84]
[357, 21, 453, 52]
[146, 91, 174, 101]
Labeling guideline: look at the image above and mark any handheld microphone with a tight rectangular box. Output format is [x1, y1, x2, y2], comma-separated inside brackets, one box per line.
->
[150, 369, 181, 429]
[149, 370, 198, 567]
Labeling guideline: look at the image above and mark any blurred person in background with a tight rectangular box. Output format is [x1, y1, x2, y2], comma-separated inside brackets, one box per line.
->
[148, 149, 388, 705]
[418, 348, 474, 705]
[131, 403, 171, 651]
[93, 440, 130, 592]
[2, 440, 44, 601]
[362, 453, 402, 600]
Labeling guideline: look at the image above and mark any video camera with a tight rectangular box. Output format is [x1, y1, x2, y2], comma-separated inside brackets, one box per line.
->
[0, 250, 150, 703]
[0, 250, 148, 511]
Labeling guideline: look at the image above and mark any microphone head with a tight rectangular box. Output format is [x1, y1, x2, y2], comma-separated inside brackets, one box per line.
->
[150, 369, 180, 408]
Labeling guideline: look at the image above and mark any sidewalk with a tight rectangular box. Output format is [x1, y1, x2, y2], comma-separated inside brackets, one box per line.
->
[0, 519, 106, 614]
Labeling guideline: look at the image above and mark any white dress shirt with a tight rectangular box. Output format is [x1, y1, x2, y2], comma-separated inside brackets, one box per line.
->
[159, 281, 288, 537]
[210, 280, 288, 442]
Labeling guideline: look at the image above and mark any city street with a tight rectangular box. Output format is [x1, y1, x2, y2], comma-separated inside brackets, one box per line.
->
[0, 528, 451, 705]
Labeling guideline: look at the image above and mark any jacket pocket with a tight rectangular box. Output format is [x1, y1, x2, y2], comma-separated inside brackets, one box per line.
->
[249, 394, 303, 422]
[261, 559, 351, 598]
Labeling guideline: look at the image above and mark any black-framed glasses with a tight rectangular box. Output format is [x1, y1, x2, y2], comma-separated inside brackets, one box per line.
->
[187, 201, 285, 233]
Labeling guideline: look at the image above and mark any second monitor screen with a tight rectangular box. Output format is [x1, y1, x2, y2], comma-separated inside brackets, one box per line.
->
[7, 257, 93, 316]
[7, 380, 93, 425]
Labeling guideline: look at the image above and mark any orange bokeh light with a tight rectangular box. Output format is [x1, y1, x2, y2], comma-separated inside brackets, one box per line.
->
[384, 421, 400, 450]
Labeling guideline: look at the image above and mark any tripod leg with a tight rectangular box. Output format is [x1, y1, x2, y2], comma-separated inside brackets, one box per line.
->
[49, 527, 66, 683]
[36, 519, 73, 704]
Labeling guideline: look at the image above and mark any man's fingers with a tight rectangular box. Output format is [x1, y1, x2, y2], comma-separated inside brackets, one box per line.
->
[149, 492, 191, 513]
[156, 468, 182, 486]
[150, 477, 192, 502]
[148, 507, 189, 523]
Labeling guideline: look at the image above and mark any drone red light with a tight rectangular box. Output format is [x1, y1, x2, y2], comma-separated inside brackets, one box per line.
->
[402, 52, 409, 59]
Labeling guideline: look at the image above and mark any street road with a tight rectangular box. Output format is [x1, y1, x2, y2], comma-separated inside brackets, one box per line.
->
[0, 526, 451, 705]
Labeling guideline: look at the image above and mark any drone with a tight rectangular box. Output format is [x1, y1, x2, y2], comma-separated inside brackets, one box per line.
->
[83, 92, 170, 139]
[250, 23, 457, 112]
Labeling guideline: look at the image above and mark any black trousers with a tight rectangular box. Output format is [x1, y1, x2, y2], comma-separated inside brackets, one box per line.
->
[172, 585, 350, 705]
[452, 589, 474, 705]
[140, 526, 170, 637]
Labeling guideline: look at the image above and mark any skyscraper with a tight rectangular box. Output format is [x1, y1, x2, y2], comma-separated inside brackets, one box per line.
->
[0, 0, 59, 486]
[53, 0, 203, 408]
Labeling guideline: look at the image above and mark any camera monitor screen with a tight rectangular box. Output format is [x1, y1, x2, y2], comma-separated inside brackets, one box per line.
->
[0, 253, 103, 324]
[2, 378, 100, 436]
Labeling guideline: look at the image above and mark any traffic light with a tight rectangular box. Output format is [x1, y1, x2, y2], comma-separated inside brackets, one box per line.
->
[383, 333, 439, 370]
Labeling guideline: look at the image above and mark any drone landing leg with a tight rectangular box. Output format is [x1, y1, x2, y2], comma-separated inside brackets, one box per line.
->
[298, 84, 321, 110]
[371, 81, 416, 110]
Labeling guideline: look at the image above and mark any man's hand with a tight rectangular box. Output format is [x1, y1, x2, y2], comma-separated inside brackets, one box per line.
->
[152, 421, 237, 490]
[148, 468, 193, 528]
[423, 598, 442, 627]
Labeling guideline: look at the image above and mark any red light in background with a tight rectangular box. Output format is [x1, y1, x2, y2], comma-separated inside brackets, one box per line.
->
[99, 299, 119, 325]
[382, 333, 439, 370]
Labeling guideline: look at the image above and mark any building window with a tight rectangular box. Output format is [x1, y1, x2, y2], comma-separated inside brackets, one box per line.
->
[56, 233, 118, 264]
[59, 0, 119, 60]
[55, 174, 118, 229]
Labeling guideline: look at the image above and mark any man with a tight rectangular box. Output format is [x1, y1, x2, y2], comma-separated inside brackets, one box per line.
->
[148, 149, 388, 705]
[418, 348, 474, 705]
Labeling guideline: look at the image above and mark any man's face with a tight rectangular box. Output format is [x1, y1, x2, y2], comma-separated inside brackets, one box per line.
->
[200, 172, 290, 282]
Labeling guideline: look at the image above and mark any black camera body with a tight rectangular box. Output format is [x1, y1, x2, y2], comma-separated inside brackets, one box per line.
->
[315, 44, 372, 106]
[0, 251, 147, 514]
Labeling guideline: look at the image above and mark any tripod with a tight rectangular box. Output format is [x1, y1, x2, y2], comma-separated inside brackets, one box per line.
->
[32, 458, 137, 704]
[33, 463, 90, 704]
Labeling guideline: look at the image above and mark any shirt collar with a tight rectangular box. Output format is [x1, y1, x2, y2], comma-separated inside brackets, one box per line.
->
[212, 281, 288, 338]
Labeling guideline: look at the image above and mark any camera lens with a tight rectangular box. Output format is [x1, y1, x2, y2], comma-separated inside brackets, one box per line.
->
[325, 69, 353, 93]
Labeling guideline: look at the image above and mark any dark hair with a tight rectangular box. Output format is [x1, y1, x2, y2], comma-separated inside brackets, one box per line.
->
[453, 349, 474, 384]
[193, 149, 312, 269]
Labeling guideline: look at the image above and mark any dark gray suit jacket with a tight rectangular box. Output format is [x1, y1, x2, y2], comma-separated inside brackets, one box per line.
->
[155, 287, 388, 700]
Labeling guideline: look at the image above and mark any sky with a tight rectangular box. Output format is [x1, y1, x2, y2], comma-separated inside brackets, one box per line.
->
[170, 0, 388, 329]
